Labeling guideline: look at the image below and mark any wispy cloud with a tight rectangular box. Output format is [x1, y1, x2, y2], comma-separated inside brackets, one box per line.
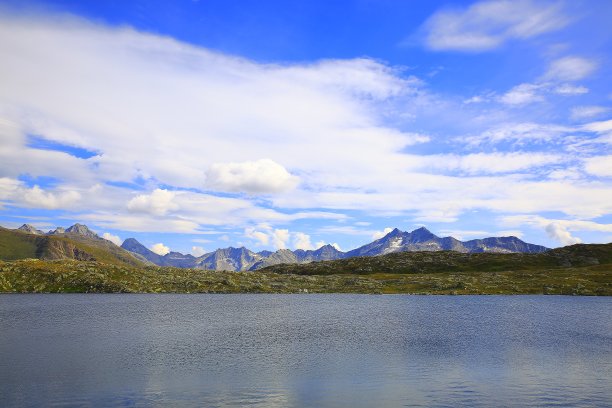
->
[544, 56, 597, 81]
[420, 0, 569, 52]
[570, 106, 609, 121]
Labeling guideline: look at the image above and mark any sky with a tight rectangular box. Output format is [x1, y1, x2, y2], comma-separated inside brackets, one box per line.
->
[1, 0, 611, 256]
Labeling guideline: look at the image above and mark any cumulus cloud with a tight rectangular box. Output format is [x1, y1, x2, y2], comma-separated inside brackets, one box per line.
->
[0, 177, 81, 210]
[501, 215, 612, 245]
[544, 56, 597, 82]
[244, 227, 271, 246]
[245, 226, 323, 250]
[102, 232, 122, 246]
[206, 159, 299, 194]
[293, 232, 315, 250]
[420, 0, 568, 52]
[191, 246, 206, 257]
[245, 226, 290, 249]
[545, 223, 581, 245]
[22, 186, 81, 209]
[150, 243, 170, 256]
[271, 229, 290, 249]
[127, 189, 178, 216]
[372, 227, 394, 240]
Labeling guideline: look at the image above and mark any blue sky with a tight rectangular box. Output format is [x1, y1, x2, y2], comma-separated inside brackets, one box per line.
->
[1, 0, 611, 255]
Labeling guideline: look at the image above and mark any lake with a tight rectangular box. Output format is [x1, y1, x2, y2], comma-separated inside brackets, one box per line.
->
[0, 295, 610, 407]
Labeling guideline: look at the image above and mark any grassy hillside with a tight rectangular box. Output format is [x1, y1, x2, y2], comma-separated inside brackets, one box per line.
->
[0, 238, 610, 295]
[0, 228, 144, 268]
[260, 243, 612, 275]
[0, 258, 609, 295]
[0, 228, 39, 260]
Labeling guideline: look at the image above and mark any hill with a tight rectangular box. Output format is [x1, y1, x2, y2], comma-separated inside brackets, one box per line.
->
[260, 243, 612, 275]
[0, 225, 144, 268]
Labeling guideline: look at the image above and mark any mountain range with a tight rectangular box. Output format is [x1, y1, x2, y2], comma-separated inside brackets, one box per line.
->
[3, 223, 548, 271]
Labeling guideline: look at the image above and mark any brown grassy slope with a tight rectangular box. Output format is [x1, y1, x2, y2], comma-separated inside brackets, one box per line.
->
[0, 259, 609, 295]
[260, 243, 612, 275]
[0, 227, 144, 268]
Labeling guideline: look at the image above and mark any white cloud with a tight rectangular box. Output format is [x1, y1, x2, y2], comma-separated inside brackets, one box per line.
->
[544, 56, 597, 81]
[545, 223, 581, 245]
[0, 178, 81, 210]
[245, 226, 325, 250]
[501, 215, 612, 245]
[421, 0, 568, 52]
[582, 119, 612, 133]
[244, 225, 290, 249]
[554, 84, 589, 95]
[150, 243, 170, 256]
[191, 246, 206, 257]
[409, 152, 562, 174]
[570, 106, 609, 120]
[22, 186, 81, 209]
[127, 189, 178, 216]
[372, 227, 394, 240]
[272, 229, 290, 249]
[244, 227, 271, 246]
[499, 83, 543, 105]
[465, 122, 572, 146]
[293, 232, 314, 250]
[0, 12, 418, 203]
[206, 159, 299, 194]
[0, 10, 611, 244]
[583, 156, 612, 177]
[463, 95, 487, 104]
[102, 232, 122, 246]
[79, 212, 202, 234]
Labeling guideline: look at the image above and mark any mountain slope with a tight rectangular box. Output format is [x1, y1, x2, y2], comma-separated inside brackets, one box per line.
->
[119, 227, 549, 271]
[195, 247, 261, 271]
[17, 224, 44, 235]
[261, 243, 612, 276]
[346, 227, 547, 257]
[1, 225, 145, 267]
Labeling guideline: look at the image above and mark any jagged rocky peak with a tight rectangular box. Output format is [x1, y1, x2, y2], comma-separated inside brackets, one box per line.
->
[316, 243, 339, 251]
[121, 238, 159, 258]
[121, 238, 147, 250]
[17, 224, 44, 235]
[49, 227, 65, 235]
[65, 223, 99, 239]
[384, 228, 403, 238]
[410, 226, 436, 239]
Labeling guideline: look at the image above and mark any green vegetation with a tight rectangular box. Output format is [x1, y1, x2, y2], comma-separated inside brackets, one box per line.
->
[0, 251, 610, 295]
[0, 228, 144, 268]
[261, 243, 612, 275]
[1, 233, 610, 294]
[0, 229, 39, 260]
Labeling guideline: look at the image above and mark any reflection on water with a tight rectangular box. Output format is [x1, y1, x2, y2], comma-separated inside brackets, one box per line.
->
[0, 294, 610, 407]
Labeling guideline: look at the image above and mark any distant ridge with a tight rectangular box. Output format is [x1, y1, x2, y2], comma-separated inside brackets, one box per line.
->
[6, 222, 550, 271]
[119, 226, 547, 271]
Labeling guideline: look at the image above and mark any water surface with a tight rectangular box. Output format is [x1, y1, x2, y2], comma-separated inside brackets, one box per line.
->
[0, 294, 610, 407]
